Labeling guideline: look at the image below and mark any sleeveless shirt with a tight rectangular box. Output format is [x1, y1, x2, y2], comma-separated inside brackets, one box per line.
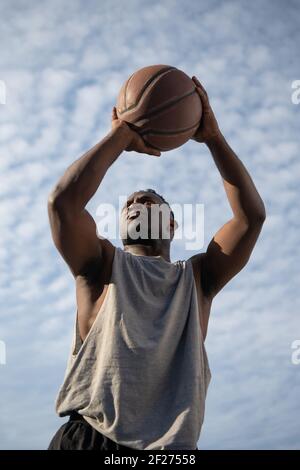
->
[55, 246, 211, 450]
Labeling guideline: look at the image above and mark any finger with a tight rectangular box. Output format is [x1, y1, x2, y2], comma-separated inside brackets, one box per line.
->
[139, 136, 161, 156]
[149, 149, 161, 157]
[192, 76, 208, 97]
[192, 75, 201, 86]
[192, 75, 204, 90]
[112, 106, 118, 118]
[146, 146, 161, 157]
[195, 85, 210, 107]
[195, 83, 208, 99]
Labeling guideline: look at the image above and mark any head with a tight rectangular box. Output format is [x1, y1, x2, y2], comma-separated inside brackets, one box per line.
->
[120, 189, 178, 250]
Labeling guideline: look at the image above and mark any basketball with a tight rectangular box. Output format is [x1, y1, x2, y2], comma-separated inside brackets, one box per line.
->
[116, 64, 202, 152]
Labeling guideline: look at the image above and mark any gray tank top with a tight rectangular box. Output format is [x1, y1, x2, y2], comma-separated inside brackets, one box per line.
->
[55, 246, 211, 450]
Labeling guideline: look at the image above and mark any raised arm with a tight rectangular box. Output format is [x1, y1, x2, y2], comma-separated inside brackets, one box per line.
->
[189, 76, 266, 306]
[48, 107, 161, 279]
[47, 123, 128, 277]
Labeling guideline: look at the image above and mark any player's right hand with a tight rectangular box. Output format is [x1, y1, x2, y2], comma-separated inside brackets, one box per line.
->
[111, 106, 161, 157]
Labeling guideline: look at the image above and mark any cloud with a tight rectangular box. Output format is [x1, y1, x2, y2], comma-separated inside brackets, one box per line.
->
[0, 0, 299, 450]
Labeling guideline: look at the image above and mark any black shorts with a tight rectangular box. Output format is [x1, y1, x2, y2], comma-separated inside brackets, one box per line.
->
[48, 411, 132, 451]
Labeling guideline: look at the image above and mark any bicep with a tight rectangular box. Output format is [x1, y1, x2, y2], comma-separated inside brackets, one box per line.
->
[48, 202, 103, 277]
[202, 217, 265, 298]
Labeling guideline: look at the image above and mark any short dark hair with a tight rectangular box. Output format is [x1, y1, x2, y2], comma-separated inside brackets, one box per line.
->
[138, 188, 174, 219]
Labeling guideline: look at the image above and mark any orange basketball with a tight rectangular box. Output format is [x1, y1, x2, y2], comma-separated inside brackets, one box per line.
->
[116, 64, 202, 152]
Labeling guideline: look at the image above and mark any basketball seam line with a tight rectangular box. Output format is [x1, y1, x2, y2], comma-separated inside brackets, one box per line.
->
[118, 66, 176, 115]
[141, 120, 199, 137]
[124, 73, 134, 109]
[134, 89, 199, 126]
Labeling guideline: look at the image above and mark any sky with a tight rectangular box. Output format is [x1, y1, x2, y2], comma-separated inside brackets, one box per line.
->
[0, 0, 300, 450]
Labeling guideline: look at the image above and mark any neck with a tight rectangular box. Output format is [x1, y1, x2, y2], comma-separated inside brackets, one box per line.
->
[123, 244, 171, 262]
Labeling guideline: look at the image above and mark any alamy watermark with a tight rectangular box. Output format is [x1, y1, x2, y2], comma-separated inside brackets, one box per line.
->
[95, 196, 205, 251]
[291, 80, 300, 105]
[0, 340, 6, 365]
[0, 80, 6, 105]
[291, 340, 300, 365]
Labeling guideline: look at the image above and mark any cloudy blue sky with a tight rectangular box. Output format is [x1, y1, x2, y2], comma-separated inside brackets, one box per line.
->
[0, 0, 299, 450]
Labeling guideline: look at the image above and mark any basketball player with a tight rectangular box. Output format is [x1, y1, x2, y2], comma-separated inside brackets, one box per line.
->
[47, 76, 266, 450]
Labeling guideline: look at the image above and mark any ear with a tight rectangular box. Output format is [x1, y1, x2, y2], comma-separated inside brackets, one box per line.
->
[171, 219, 178, 231]
[169, 219, 178, 242]
[169, 218, 178, 232]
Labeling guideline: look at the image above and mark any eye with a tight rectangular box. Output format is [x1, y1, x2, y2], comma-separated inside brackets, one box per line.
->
[142, 197, 155, 205]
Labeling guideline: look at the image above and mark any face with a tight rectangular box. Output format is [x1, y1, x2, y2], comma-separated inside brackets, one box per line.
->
[120, 191, 176, 246]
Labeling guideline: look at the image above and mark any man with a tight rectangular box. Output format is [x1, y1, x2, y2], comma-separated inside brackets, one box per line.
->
[47, 76, 266, 450]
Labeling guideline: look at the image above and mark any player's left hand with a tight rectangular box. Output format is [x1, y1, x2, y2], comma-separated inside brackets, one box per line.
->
[191, 76, 221, 144]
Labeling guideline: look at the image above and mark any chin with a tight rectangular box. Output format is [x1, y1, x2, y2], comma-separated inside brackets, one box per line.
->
[122, 237, 156, 247]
